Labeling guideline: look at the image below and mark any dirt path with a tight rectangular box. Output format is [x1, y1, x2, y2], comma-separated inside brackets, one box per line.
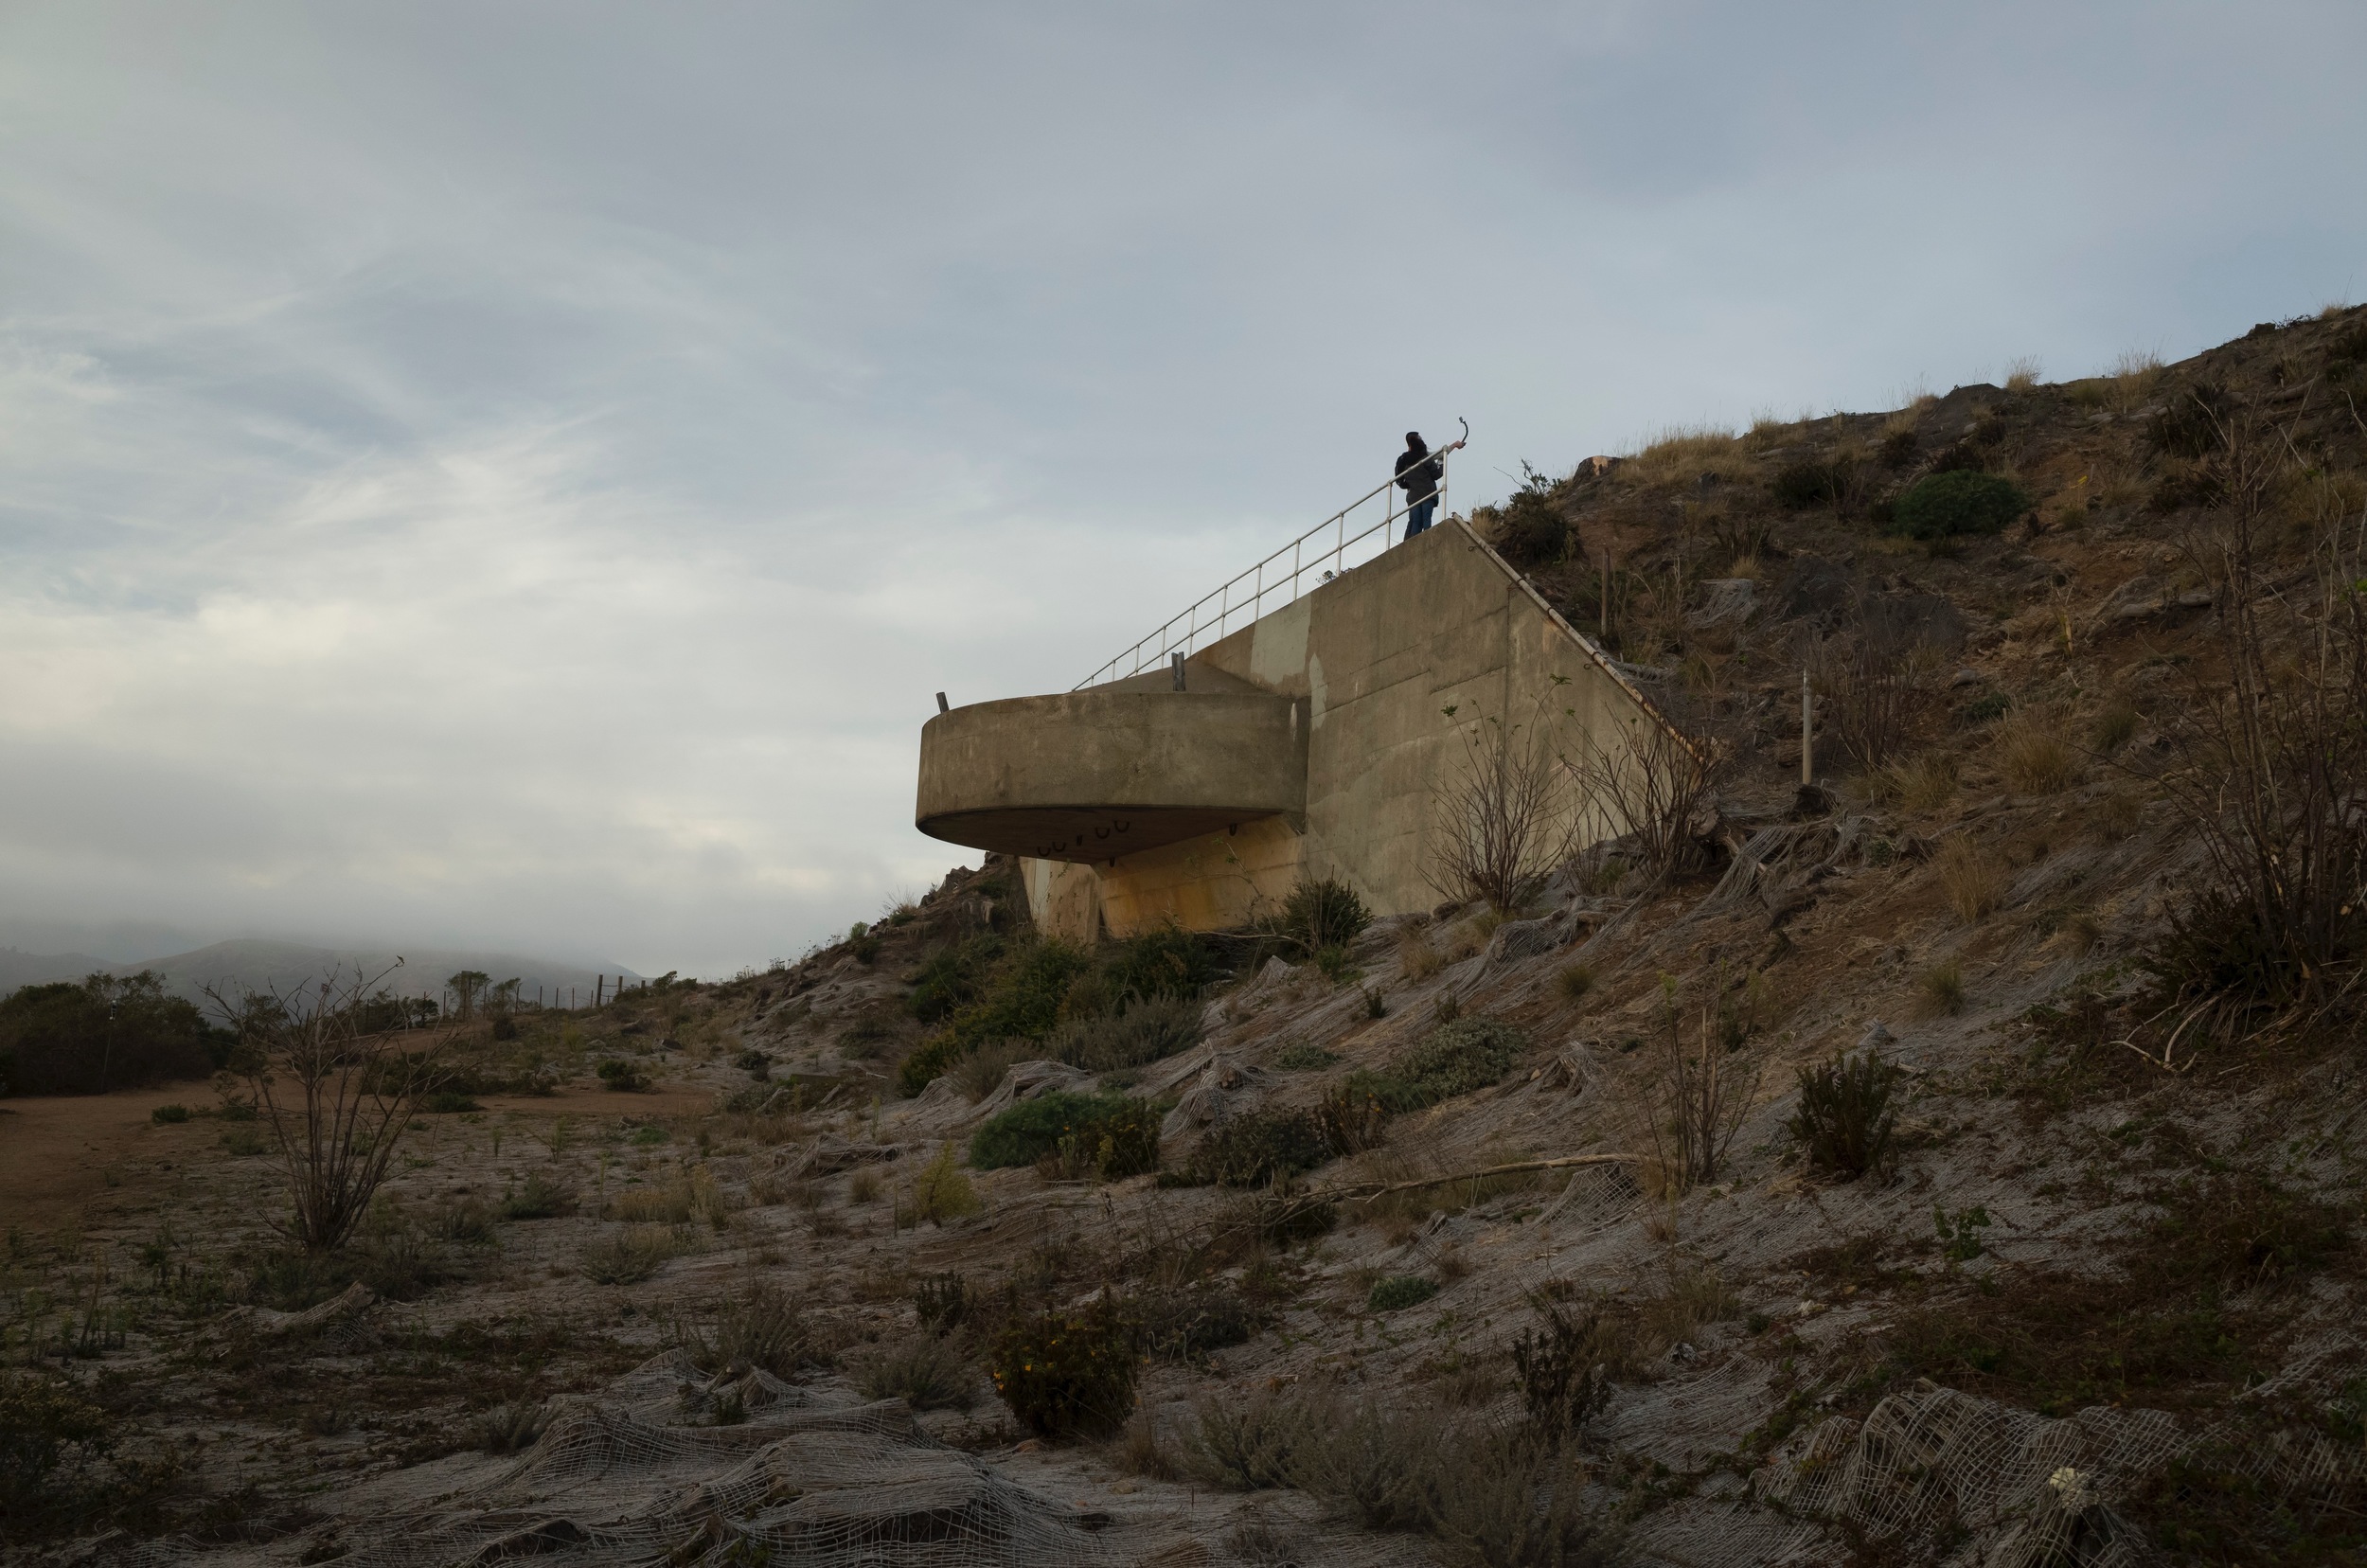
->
[0, 1082, 715, 1234]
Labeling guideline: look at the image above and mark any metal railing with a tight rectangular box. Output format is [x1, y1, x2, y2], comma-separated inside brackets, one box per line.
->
[1077, 429, 1462, 688]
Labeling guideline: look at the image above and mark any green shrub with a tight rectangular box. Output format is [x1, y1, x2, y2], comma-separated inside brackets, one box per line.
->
[1100, 926, 1220, 1005]
[596, 1058, 650, 1093]
[1138, 1287, 1263, 1364]
[0, 971, 218, 1096]
[1367, 1275, 1439, 1312]
[1051, 993, 1201, 1073]
[1511, 1296, 1615, 1439]
[1181, 1386, 1316, 1489]
[149, 1104, 191, 1125]
[988, 1299, 1140, 1438]
[906, 933, 1005, 1025]
[898, 938, 1092, 1096]
[1280, 878, 1373, 952]
[1890, 470, 2029, 540]
[579, 1224, 689, 1284]
[914, 1271, 969, 1334]
[420, 1090, 481, 1114]
[910, 1143, 985, 1222]
[672, 1282, 813, 1378]
[1273, 1043, 1340, 1071]
[1344, 1019, 1527, 1114]
[1053, 1100, 1163, 1181]
[1771, 458, 1852, 510]
[0, 1376, 112, 1521]
[969, 1092, 1148, 1171]
[501, 1171, 575, 1221]
[1488, 462, 1571, 568]
[857, 1335, 974, 1410]
[1789, 1052, 1901, 1179]
[1166, 1108, 1333, 1187]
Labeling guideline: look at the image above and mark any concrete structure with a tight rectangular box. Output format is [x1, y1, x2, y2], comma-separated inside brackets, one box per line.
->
[915, 518, 1673, 941]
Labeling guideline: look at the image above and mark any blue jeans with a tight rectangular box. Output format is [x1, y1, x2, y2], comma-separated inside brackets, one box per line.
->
[1404, 497, 1437, 540]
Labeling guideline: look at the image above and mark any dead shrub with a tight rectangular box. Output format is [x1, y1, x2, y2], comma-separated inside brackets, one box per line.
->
[205, 967, 454, 1252]
[2140, 411, 2367, 1025]
[1808, 615, 1949, 773]
[1429, 1433, 1619, 1568]
[1429, 703, 1589, 912]
[1398, 932, 1445, 982]
[1872, 750, 1958, 811]
[1936, 833, 2004, 922]
[1639, 982, 1763, 1193]
[1563, 704, 1724, 881]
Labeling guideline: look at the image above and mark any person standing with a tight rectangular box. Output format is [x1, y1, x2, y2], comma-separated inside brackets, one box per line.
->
[1395, 429, 1462, 539]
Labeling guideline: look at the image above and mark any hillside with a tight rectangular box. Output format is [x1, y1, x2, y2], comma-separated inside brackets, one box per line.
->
[7, 307, 2367, 1567]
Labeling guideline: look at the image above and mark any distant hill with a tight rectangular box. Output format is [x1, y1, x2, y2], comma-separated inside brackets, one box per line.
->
[0, 940, 641, 1011]
[103, 940, 642, 1011]
[0, 948, 112, 992]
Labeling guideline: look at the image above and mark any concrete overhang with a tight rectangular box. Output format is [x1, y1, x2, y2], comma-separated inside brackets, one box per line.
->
[916, 689, 1306, 862]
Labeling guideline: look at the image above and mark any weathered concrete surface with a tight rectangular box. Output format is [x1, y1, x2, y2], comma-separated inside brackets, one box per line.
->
[990, 519, 1668, 938]
[916, 688, 1307, 860]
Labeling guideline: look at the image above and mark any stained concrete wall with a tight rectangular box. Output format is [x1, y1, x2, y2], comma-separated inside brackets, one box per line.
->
[1023, 519, 1665, 939]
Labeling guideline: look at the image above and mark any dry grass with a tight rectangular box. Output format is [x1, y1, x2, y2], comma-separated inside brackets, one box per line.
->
[579, 1223, 692, 1284]
[1872, 750, 1958, 811]
[1555, 963, 1594, 1004]
[1995, 709, 2081, 793]
[1918, 957, 1967, 1016]
[2003, 356, 2042, 393]
[1398, 931, 1444, 982]
[1936, 834, 2004, 923]
[610, 1166, 732, 1229]
[854, 1334, 973, 1410]
[2094, 791, 2145, 842]
[2106, 348, 2167, 413]
[1621, 424, 1743, 486]
[2090, 699, 2141, 754]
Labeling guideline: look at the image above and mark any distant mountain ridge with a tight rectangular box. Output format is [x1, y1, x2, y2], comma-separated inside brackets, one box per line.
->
[0, 939, 640, 1010]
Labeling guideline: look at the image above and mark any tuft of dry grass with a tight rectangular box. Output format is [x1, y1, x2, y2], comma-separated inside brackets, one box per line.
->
[2090, 700, 2141, 755]
[954, 1039, 1032, 1102]
[1873, 750, 1958, 811]
[1398, 931, 1444, 982]
[2003, 356, 2042, 393]
[1555, 963, 1594, 1004]
[855, 1334, 973, 1410]
[1936, 834, 2004, 923]
[1995, 709, 2081, 794]
[1918, 958, 1967, 1016]
[611, 1166, 732, 1230]
[579, 1223, 691, 1284]
[847, 1169, 881, 1204]
[2106, 348, 2167, 412]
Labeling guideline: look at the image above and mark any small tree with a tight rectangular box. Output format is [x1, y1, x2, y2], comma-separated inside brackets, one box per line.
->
[447, 970, 491, 1021]
[208, 965, 452, 1252]
[1640, 978, 1763, 1193]
[1562, 705, 1722, 880]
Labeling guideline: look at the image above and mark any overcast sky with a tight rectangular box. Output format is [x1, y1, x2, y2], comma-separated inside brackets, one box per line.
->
[3, 2, 2362, 976]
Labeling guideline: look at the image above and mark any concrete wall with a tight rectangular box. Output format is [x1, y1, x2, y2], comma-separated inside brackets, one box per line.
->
[1023, 519, 1665, 939]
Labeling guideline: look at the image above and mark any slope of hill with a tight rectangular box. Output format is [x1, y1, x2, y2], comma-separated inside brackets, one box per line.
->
[9, 309, 2367, 1566]
[0, 947, 111, 992]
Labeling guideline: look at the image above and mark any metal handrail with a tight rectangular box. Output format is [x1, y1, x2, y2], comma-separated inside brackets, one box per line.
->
[1077, 429, 1462, 688]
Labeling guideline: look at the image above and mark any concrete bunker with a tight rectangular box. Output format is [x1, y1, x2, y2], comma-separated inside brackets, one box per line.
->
[915, 518, 1676, 941]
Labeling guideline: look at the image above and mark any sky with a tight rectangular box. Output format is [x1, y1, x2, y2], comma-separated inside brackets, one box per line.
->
[3, 2, 2363, 977]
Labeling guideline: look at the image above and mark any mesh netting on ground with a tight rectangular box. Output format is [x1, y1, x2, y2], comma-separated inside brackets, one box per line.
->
[1749, 1371, 2367, 1568]
[105, 1353, 1115, 1568]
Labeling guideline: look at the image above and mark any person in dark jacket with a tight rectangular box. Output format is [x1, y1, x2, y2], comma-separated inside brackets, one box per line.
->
[1395, 430, 1459, 539]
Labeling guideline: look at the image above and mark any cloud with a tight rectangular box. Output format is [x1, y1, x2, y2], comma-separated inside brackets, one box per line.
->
[0, 0, 2361, 974]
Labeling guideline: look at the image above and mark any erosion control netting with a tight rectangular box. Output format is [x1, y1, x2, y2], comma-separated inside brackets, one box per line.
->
[111, 1354, 1114, 1568]
[1752, 1369, 2367, 1567]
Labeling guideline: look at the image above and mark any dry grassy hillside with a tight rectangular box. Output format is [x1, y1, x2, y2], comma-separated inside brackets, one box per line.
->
[7, 309, 2367, 1566]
